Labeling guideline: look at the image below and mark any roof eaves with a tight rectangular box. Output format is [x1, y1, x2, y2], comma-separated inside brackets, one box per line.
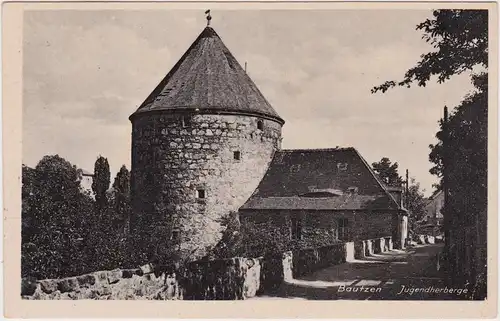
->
[129, 106, 285, 125]
[279, 147, 355, 153]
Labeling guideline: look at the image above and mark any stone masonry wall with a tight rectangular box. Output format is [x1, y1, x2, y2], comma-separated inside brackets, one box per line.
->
[22, 257, 262, 300]
[240, 209, 395, 244]
[352, 211, 394, 240]
[292, 243, 349, 277]
[131, 113, 282, 260]
[22, 236, 391, 300]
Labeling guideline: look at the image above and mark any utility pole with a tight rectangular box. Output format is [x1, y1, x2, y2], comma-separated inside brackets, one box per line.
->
[405, 169, 409, 207]
[404, 169, 409, 248]
[443, 106, 451, 280]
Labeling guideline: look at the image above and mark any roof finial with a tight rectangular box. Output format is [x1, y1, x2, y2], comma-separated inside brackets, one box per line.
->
[205, 9, 212, 26]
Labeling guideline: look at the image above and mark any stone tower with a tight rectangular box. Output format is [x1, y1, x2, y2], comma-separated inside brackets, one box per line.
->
[129, 25, 284, 261]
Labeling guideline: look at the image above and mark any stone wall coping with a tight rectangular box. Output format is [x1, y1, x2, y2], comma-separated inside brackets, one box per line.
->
[358, 236, 392, 242]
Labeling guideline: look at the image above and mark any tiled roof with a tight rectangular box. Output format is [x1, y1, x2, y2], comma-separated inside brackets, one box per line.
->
[426, 189, 444, 206]
[428, 189, 443, 200]
[130, 27, 284, 124]
[241, 195, 396, 211]
[240, 148, 401, 211]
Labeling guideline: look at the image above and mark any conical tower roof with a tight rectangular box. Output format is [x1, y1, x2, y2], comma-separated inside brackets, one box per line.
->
[130, 26, 284, 124]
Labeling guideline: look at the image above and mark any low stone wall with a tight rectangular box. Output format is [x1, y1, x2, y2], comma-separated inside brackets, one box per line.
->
[354, 236, 393, 259]
[345, 242, 355, 262]
[292, 243, 348, 277]
[354, 241, 365, 259]
[22, 237, 392, 300]
[425, 235, 435, 244]
[385, 237, 393, 251]
[366, 239, 374, 256]
[22, 257, 261, 300]
[22, 266, 170, 300]
[257, 251, 292, 294]
[373, 238, 382, 254]
[181, 257, 261, 300]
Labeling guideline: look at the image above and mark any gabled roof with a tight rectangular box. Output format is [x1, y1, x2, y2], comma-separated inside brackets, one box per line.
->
[428, 189, 443, 200]
[130, 27, 284, 124]
[425, 189, 444, 206]
[240, 148, 401, 211]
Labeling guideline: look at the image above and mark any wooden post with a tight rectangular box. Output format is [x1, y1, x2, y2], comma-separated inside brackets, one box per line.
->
[442, 105, 452, 282]
[405, 169, 409, 206]
[405, 169, 409, 247]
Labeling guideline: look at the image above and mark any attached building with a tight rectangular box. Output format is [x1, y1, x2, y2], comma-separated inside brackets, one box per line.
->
[240, 148, 409, 248]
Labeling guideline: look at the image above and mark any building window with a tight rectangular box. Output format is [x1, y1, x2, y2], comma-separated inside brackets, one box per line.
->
[337, 163, 348, 171]
[338, 218, 349, 240]
[171, 228, 180, 241]
[257, 120, 264, 130]
[233, 151, 241, 160]
[291, 217, 302, 240]
[196, 189, 206, 199]
[181, 115, 192, 128]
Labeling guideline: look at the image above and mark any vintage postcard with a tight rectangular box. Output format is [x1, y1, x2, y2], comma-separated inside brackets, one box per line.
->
[2, 0, 498, 318]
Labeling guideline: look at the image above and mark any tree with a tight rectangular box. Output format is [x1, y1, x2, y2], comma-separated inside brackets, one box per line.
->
[372, 9, 488, 299]
[205, 212, 315, 260]
[407, 180, 426, 219]
[372, 10, 487, 94]
[372, 157, 403, 186]
[371, 9, 488, 225]
[21, 155, 94, 279]
[371, 9, 488, 213]
[428, 89, 487, 185]
[111, 165, 131, 233]
[21, 165, 38, 243]
[88, 157, 136, 270]
[92, 156, 110, 218]
[405, 178, 427, 232]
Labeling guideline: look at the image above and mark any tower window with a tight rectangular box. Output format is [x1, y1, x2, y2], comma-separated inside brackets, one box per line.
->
[257, 120, 264, 130]
[233, 151, 241, 161]
[171, 228, 180, 241]
[181, 115, 192, 128]
[196, 189, 206, 199]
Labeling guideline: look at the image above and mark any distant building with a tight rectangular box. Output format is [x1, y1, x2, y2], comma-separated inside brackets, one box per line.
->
[423, 189, 444, 227]
[79, 169, 94, 195]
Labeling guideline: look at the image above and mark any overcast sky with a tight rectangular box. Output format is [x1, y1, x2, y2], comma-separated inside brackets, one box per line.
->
[23, 9, 476, 195]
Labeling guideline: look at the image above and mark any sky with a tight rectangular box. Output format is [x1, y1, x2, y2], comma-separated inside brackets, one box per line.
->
[22, 9, 476, 196]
